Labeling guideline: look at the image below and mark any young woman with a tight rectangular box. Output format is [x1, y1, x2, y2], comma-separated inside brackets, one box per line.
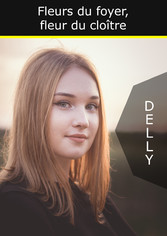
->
[0, 48, 136, 236]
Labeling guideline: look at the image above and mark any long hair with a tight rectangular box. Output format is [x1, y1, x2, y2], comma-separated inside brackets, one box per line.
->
[0, 48, 111, 223]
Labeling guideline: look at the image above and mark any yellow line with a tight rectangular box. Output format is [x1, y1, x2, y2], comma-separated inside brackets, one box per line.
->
[0, 35, 167, 38]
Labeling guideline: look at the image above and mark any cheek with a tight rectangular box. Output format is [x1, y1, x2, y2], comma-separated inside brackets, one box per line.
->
[49, 114, 60, 132]
[90, 115, 99, 138]
[49, 109, 69, 130]
[48, 111, 65, 143]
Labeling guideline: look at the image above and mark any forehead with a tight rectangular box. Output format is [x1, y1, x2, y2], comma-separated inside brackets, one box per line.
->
[55, 66, 99, 96]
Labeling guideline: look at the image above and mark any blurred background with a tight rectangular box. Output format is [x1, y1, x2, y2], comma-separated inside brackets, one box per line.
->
[0, 37, 167, 235]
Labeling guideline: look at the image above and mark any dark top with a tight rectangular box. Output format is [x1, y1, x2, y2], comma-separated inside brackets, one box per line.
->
[0, 181, 136, 236]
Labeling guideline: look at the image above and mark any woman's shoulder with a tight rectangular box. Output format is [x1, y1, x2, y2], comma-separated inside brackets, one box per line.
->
[0, 181, 55, 236]
[0, 181, 51, 220]
[0, 180, 28, 193]
[0, 181, 39, 206]
[103, 193, 137, 236]
[0, 181, 46, 216]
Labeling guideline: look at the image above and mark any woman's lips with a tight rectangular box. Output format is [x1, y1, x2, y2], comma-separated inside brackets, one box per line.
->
[65, 134, 88, 143]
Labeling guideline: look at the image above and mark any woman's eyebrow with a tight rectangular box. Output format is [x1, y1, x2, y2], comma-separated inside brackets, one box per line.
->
[90, 95, 100, 100]
[54, 92, 75, 98]
[54, 92, 100, 100]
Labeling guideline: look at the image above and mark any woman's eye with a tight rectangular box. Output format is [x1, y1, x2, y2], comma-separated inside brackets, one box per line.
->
[54, 101, 71, 109]
[86, 104, 98, 111]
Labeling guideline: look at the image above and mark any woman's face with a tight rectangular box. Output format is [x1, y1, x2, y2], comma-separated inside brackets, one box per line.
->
[48, 66, 99, 163]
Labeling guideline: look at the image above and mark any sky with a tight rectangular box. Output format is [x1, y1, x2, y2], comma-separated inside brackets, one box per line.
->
[0, 37, 167, 131]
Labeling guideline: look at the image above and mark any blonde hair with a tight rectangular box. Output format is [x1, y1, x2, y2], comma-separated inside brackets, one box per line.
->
[0, 48, 111, 223]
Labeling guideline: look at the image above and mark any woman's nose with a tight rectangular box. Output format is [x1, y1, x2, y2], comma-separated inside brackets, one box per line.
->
[72, 108, 89, 129]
